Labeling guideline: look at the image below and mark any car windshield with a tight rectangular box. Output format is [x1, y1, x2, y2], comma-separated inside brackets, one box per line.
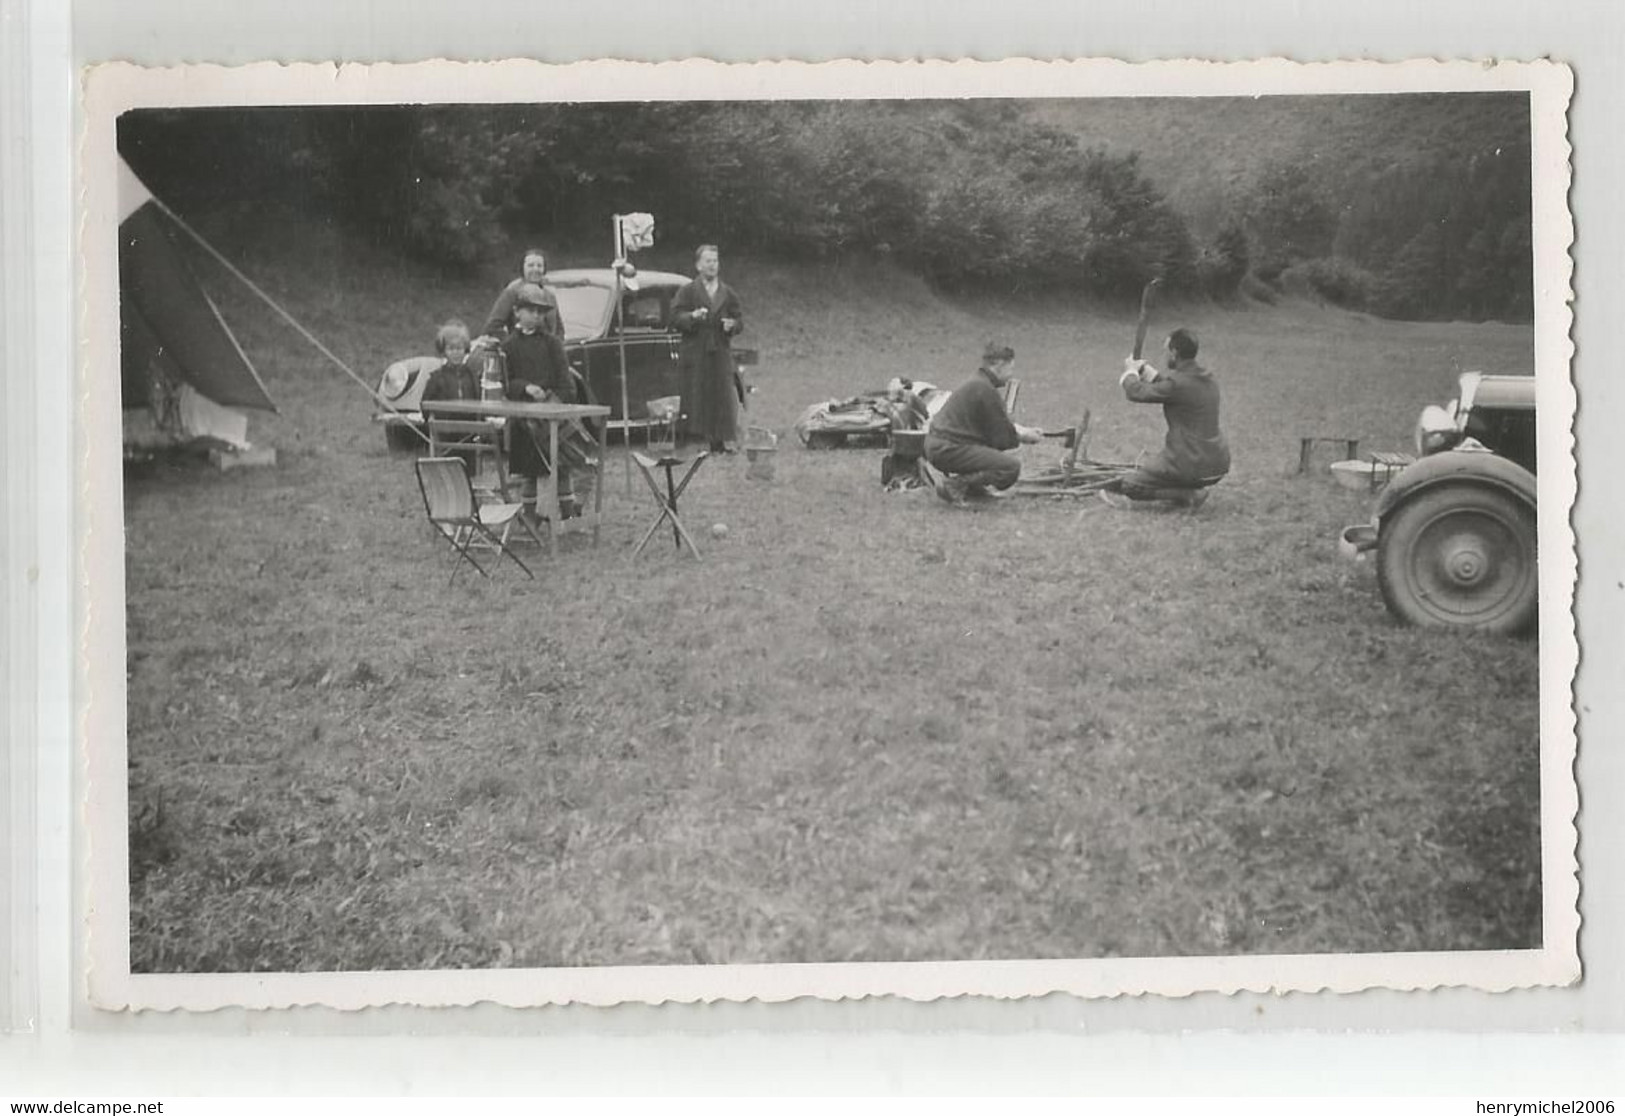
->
[550, 283, 613, 341]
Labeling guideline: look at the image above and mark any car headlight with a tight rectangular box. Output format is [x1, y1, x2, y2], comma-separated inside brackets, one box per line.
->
[1415, 403, 1463, 457]
[380, 365, 410, 400]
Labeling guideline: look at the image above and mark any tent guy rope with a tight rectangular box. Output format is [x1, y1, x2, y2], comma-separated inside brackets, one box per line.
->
[146, 194, 431, 446]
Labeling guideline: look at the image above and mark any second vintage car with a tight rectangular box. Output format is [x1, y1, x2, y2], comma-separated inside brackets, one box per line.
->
[1340, 372, 1537, 634]
[374, 267, 758, 450]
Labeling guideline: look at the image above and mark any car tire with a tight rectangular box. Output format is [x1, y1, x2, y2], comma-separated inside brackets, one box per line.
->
[1376, 484, 1537, 634]
[385, 425, 424, 454]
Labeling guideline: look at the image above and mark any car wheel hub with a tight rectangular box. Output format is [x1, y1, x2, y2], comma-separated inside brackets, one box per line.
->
[1408, 507, 1529, 621]
[1441, 535, 1490, 585]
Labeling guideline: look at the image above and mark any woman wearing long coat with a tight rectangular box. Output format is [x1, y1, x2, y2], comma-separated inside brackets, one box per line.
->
[671, 244, 744, 451]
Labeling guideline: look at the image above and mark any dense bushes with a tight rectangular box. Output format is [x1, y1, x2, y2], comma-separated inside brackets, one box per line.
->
[1330, 137, 1533, 321]
[117, 97, 1534, 320]
[1228, 138, 1532, 322]
[1244, 163, 1337, 279]
[119, 102, 1195, 301]
[1193, 220, 1250, 298]
[1296, 257, 1380, 311]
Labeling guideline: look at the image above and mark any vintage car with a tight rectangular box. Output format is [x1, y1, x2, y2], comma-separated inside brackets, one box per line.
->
[1340, 372, 1537, 633]
[374, 267, 757, 450]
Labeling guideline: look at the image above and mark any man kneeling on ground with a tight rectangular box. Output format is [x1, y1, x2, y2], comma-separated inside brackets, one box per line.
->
[925, 342, 1043, 506]
[1100, 327, 1230, 510]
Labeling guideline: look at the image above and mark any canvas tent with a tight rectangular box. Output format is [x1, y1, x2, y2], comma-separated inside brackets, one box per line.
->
[119, 158, 276, 450]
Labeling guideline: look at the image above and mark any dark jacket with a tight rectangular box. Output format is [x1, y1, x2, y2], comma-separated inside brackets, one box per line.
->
[1123, 362, 1231, 480]
[482, 277, 563, 339]
[501, 329, 572, 402]
[501, 329, 576, 478]
[928, 368, 1019, 451]
[420, 360, 480, 407]
[672, 277, 744, 443]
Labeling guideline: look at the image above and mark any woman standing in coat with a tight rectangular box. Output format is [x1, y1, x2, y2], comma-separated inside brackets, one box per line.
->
[671, 244, 744, 452]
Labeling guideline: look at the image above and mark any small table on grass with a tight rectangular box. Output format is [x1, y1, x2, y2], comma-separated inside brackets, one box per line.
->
[420, 398, 610, 556]
[630, 450, 710, 558]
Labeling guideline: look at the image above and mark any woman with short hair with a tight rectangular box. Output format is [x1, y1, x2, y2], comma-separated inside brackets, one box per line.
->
[479, 247, 563, 341]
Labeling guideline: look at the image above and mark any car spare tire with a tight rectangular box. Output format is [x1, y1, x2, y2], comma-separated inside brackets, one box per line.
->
[1376, 484, 1537, 634]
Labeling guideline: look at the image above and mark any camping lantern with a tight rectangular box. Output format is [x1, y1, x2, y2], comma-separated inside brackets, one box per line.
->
[473, 348, 506, 402]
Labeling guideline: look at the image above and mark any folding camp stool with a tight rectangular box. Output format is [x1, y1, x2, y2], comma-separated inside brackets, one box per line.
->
[630, 450, 710, 557]
[1298, 435, 1360, 474]
[1368, 451, 1415, 491]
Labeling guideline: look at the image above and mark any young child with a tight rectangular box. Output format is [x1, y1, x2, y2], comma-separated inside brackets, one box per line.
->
[420, 320, 480, 407]
[500, 284, 596, 518]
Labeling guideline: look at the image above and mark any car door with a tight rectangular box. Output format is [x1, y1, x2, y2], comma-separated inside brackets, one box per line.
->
[577, 284, 680, 421]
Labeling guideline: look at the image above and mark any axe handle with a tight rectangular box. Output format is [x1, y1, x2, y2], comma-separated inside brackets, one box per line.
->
[1131, 277, 1162, 361]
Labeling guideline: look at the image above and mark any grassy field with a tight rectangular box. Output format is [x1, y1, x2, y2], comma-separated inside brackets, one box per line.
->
[123, 226, 1542, 972]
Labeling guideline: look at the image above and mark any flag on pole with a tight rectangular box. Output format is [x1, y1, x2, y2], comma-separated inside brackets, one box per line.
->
[619, 212, 656, 252]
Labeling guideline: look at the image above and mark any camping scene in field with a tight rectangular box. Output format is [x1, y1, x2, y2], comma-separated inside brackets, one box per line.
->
[116, 92, 1545, 976]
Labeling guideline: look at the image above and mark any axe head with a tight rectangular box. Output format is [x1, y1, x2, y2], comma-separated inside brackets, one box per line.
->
[1131, 276, 1163, 361]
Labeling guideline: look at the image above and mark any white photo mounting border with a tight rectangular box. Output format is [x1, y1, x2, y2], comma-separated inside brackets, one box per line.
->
[80, 57, 1577, 1012]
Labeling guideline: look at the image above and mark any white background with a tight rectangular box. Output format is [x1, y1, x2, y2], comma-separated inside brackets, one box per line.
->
[6, 0, 1624, 1095]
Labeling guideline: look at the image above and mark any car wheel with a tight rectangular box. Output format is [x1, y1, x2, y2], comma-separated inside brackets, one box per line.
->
[1376, 484, 1537, 633]
[385, 425, 425, 453]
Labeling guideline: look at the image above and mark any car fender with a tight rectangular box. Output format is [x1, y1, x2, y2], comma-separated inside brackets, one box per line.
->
[375, 355, 441, 412]
[1376, 449, 1537, 521]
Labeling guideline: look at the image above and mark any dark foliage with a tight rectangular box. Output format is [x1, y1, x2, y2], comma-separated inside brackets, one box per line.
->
[119, 102, 1193, 300]
[117, 94, 1534, 321]
[1194, 219, 1251, 298]
[1244, 162, 1338, 278]
[1296, 257, 1380, 312]
[1334, 134, 1533, 321]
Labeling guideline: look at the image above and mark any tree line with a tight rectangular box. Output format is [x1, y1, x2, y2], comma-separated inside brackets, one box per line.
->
[118, 100, 1534, 322]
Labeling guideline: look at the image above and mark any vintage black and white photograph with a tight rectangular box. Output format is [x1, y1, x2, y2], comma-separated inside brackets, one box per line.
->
[81, 60, 1577, 1008]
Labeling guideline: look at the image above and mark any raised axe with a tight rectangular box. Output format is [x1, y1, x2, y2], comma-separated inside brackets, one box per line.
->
[1131, 275, 1164, 363]
[1045, 276, 1163, 479]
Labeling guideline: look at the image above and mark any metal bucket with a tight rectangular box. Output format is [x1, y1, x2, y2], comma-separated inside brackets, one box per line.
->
[744, 426, 778, 481]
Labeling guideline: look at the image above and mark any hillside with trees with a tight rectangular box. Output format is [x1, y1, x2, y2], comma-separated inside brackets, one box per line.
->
[119, 93, 1532, 322]
[1030, 93, 1534, 320]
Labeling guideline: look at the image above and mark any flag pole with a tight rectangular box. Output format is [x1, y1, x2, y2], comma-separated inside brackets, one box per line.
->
[613, 214, 632, 495]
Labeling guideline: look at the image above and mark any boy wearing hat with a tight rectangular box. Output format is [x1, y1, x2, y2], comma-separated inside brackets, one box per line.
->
[501, 283, 595, 517]
[924, 342, 1043, 505]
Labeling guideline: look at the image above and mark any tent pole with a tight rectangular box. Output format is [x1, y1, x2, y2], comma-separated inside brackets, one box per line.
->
[613, 214, 631, 495]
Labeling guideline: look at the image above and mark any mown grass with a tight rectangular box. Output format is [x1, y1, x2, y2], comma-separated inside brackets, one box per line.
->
[124, 225, 1542, 971]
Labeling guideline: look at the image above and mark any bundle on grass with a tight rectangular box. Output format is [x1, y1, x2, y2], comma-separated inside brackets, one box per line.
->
[795, 378, 947, 449]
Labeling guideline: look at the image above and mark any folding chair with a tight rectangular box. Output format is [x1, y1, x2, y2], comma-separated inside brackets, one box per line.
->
[414, 457, 542, 583]
[427, 417, 509, 501]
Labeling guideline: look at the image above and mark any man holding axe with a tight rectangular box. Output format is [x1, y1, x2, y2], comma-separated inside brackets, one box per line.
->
[1100, 322, 1231, 510]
